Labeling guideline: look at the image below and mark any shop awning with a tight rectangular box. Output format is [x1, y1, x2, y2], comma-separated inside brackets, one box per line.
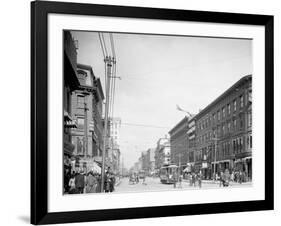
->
[89, 162, 101, 174]
[183, 166, 191, 173]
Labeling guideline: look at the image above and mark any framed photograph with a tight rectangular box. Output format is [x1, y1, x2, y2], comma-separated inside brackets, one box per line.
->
[31, 1, 274, 224]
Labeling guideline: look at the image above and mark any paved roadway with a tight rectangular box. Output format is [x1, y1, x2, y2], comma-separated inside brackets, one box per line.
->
[115, 177, 252, 193]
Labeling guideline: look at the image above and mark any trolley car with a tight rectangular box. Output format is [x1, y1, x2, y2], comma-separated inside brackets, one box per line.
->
[159, 165, 178, 184]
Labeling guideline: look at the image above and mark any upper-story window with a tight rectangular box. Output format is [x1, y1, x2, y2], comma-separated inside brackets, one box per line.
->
[213, 113, 216, 123]
[248, 89, 252, 103]
[222, 107, 226, 118]
[233, 99, 237, 112]
[227, 104, 231, 115]
[240, 95, 244, 108]
[77, 117, 85, 129]
[217, 110, 220, 121]
[77, 95, 84, 109]
[85, 71, 92, 86]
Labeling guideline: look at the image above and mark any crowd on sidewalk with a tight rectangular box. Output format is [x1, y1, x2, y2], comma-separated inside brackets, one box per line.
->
[174, 169, 250, 189]
[64, 167, 117, 194]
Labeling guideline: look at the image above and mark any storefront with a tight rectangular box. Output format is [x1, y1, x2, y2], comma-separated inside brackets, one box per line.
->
[234, 156, 252, 181]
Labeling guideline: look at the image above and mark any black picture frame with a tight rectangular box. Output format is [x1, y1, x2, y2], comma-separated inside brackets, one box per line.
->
[31, 1, 274, 225]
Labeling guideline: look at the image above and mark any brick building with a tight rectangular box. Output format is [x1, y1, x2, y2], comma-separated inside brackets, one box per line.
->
[71, 63, 105, 171]
[169, 117, 189, 173]
[186, 116, 196, 172]
[63, 31, 80, 159]
[194, 75, 252, 180]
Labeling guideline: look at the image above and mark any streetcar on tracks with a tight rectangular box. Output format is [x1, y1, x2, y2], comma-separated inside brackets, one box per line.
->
[159, 164, 178, 184]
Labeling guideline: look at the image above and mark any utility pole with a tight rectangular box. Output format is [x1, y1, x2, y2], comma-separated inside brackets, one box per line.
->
[212, 136, 219, 182]
[176, 153, 182, 175]
[83, 93, 89, 158]
[101, 56, 113, 192]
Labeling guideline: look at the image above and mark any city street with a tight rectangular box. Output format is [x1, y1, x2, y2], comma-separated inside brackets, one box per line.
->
[115, 177, 252, 193]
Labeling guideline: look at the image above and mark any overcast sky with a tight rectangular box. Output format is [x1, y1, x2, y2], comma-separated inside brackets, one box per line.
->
[71, 31, 252, 169]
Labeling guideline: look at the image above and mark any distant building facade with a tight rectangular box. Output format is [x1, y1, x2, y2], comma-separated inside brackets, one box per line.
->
[194, 75, 252, 180]
[107, 117, 121, 174]
[169, 117, 189, 173]
[154, 136, 171, 170]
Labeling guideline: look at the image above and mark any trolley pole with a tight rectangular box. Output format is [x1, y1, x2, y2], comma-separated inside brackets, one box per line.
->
[101, 56, 113, 192]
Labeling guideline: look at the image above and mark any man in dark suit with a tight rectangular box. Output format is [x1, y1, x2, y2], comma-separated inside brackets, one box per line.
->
[75, 169, 85, 194]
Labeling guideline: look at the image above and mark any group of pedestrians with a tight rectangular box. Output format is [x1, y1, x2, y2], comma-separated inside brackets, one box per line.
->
[64, 168, 116, 194]
[216, 169, 248, 186]
[187, 172, 202, 188]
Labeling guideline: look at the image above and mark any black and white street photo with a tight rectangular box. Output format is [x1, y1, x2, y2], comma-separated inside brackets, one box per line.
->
[63, 30, 252, 195]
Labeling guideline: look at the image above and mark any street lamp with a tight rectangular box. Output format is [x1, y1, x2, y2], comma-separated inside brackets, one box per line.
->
[176, 105, 193, 117]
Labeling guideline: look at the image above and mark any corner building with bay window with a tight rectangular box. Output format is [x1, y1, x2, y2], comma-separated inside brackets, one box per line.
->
[194, 75, 252, 180]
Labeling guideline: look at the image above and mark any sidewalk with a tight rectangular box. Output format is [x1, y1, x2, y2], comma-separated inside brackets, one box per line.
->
[183, 179, 252, 185]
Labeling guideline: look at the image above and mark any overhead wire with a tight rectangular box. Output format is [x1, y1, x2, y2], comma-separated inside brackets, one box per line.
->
[98, 32, 107, 92]
[98, 32, 118, 122]
[101, 33, 108, 57]
[121, 122, 170, 129]
[109, 33, 117, 120]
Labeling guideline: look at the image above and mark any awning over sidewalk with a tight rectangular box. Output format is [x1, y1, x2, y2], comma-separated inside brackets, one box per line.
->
[183, 166, 191, 173]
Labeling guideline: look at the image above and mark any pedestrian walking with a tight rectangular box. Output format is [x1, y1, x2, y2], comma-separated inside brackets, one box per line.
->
[192, 172, 196, 187]
[219, 171, 224, 187]
[64, 168, 71, 193]
[68, 174, 77, 194]
[239, 171, 243, 184]
[95, 174, 102, 193]
[172, 171, 177, 188]
[230, 171, 234, 182]
[188, 173, 192, 186]
[75, 170, 85, 194]
[223, 169, 230, 187]
[178, 174, 183, 188]
[104, 172, 110, 192]
[197, 171, 202, 188]
[109, 173, 115, 192]
[86, 171, 97, 193]
[142, 174, 147, 185]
